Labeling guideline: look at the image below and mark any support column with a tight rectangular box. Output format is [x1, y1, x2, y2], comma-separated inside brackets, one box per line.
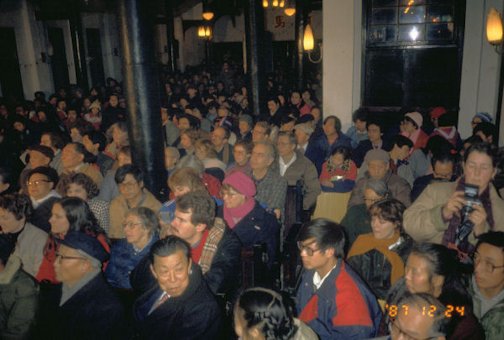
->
[117, 0, 166, 199]
[70, 0, 88, 89]
[165, 0, 177, 72]
[244, 0, 267, 117]
[295, 0, 307, 90]
[322, 0, 356, 131]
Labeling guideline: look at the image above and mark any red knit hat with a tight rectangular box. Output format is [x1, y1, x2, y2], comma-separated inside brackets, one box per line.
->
[223, 171, 256, 197]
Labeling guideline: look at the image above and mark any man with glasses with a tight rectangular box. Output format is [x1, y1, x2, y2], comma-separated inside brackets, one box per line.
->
[36, 231, 125, 338]
[26, 166, 60, 232]
[296, 218, 381, 339]
[469, 231, 504, 339]
[109, 164, 162, 241]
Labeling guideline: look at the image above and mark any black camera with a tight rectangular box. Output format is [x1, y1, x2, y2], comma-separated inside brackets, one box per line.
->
[456, 184, 481, 244]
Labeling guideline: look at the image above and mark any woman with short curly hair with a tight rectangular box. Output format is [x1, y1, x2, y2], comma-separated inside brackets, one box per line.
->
[57, 172, 110, 233]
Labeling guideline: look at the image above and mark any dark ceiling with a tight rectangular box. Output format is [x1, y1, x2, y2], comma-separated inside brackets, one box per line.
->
[32, 0, 321, 21]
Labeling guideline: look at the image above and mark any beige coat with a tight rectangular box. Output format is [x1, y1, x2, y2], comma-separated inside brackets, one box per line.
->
[108, 190, 162, 239]
[404, 181, 504, 244]
[281, 152, 321, 210]
[64, 163, 103, 187]
[12, 222, 48, 277]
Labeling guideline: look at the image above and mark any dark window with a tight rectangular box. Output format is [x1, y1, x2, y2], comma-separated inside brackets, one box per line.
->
[363, 0, 465, 110]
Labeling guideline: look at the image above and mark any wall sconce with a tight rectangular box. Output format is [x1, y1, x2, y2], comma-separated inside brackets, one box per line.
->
[284, 0, 296, 17]
[486, 7, 503, 53]
[202, 1, 214, 21]
[198, 25, 212, 39]
[303, 23, 322, 63]
[262, 0, 285, 9]
[303, 23, 314, 50]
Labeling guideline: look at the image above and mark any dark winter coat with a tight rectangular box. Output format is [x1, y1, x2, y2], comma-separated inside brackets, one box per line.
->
[35, 273, 125, 340]
[347, 234, 413, 300]
[132, 263, 221, 340]
[218, 201, 280, 268]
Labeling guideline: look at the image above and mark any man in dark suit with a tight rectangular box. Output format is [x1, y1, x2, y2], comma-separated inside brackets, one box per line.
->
[36, 232, 125, 340]
[133, 236, 221, 339]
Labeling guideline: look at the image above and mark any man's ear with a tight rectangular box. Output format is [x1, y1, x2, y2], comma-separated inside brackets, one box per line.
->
[323, 247, 335, 258]
[195, 223, 207, 233]
[150, 264, 158, 280]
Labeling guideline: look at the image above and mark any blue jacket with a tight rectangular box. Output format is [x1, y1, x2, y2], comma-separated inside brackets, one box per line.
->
[296, 260, 382, 340]
[106, 235, 159, 289]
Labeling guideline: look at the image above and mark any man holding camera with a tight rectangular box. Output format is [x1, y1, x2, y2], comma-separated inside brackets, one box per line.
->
[404, 143, 504, 258]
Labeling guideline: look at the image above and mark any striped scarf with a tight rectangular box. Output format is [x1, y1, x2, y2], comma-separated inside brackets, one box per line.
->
[198, 217, 226, 274]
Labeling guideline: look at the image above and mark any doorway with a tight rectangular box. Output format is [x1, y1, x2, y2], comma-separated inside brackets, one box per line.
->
[48, 26, 70, 91]
[86, 28, 105, 87]
[0, 27, 24, 102]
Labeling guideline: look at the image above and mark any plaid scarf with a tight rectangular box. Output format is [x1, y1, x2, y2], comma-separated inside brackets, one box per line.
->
[442, 178, 494, 257]
[198, 217, 226, 274]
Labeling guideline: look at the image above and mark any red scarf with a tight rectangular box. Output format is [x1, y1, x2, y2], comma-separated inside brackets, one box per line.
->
[223, 197, 255, 228]
[191, 229, 209, 264]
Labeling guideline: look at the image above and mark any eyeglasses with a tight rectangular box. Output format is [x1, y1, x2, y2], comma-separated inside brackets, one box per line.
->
[297, 241, 321, 256]
[119, 181, 139, 189]
[122, 222, 143, 229]
[55, 252, 86, 262]
[472, 252, 504, 273]
[220, 190, 240, 198]
[389, 320, 442, 340]
[27, 180, 50, 186]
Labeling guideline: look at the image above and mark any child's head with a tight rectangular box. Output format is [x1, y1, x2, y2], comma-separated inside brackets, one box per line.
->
[330, 146, 351, 167]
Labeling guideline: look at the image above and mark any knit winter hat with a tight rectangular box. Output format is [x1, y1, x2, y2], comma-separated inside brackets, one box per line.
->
[223, 171, 256, 198]
[474, 112, 493, 123]
[404, 112, 423, 128]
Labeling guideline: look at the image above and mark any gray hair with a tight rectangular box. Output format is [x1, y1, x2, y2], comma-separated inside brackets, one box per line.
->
[364, 179, 389, 198]
[176, 154, 204, 174]
[76, 250, 102, 269]
[294, 123, 314, 136]
[277, 131, 297, 146]
[254, 141, 276, 160]
[126, 207, 159, 236]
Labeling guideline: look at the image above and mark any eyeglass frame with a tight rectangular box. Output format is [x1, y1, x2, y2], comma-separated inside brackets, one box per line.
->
[55, 252, 87, 262]
[27, 179, 51, 186]
[472, 251, 504, 273]
[297, 240, 322, 256]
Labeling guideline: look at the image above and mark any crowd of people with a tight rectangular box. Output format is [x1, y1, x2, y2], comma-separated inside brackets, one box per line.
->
[0, 62, 503, 339]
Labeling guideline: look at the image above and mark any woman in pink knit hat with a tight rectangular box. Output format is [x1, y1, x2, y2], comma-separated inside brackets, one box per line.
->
[400, 111, 429, 151]
[218, 171, 280, 268]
